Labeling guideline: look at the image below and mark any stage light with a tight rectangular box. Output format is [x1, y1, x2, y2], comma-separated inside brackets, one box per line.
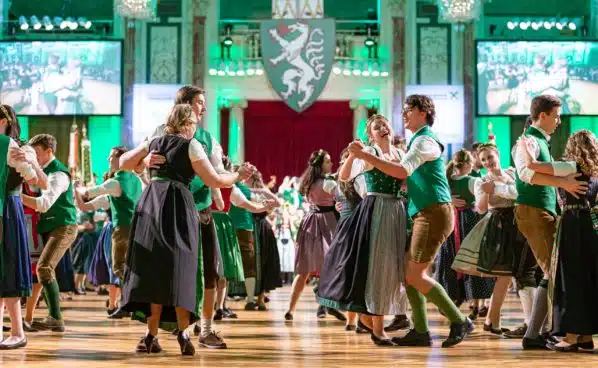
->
[42, 16, 53, 30]
[362, 68, 371, 77]
[222, 24, 233, 47]
[531, 22, 540, 31]
[543, 21, 552, 29]
[30, 16, 41, 30]
[246, 61, 256, 76]
[352, 69, 361, 76]
[342, 61, 351, 76]
[78, 17, 92, 29]
[371, 63, 380, 77]
[66, 17, 77, 30]
[364, 26, 375, 47]
[380, 64, 389, 77]
[217, 61, 226, 76]
[569, 22, 577, 30]
[255, 61, 264, 75]
[236, 61, 246, 76]
[520, 22, 529, 30]
[332, 62, 341, 75]
[507, 21, 516, 30]
[19, 16, 28, 30]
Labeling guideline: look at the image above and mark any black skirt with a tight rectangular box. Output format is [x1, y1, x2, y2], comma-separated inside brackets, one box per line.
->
[121, 180, 199, 326]
[477, 207, 519, 276]
[552, 208, 598, 336]
[253, 213, 282, 294]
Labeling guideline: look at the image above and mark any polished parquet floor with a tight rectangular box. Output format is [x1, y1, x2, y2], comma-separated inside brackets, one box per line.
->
[1, 285, 597, 367]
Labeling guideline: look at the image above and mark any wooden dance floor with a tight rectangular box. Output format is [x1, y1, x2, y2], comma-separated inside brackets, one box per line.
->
[1, 286, 596, 367]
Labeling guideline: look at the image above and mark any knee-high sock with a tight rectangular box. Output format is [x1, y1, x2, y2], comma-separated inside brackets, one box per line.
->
[425, 282, 466, 324]
[42, 280, 62, 320]
[519, 287, 536, 325]
[245, 278, 256, 304]
[406, 286, 428, 333]
[524, 280, 548, 339]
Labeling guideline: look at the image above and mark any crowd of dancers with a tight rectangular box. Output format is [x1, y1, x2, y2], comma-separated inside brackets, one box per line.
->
[0, 88, 596, 357]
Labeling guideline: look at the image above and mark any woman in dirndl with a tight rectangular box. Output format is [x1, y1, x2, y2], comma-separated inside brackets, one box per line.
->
[452, 143, 534, 335]
[318, 115, 408, 346]
[284, 150, 342, 321]
[434, 149, 495, 320]
[0, 104, 48, 349]
[118, 104, 252, 356]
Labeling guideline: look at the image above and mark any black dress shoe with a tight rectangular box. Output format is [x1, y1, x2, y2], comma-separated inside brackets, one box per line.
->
[284, 312, 293, 321]
[357, 320, 372, 334]
[345, 324, 357, 332]
[326, 308, 346, 322]
[371, 334, 395, 346]
[74, 288, 86, 296]
[22, 320, 38, 333]
[541, 332, 559, 345]
[177, 331, 195, 356]
[522, 336, 549, 350]
[316, 305, 327, 318]
[136, 335, 163, 353]
[108, 308, 130, 319]
[483, 323, 510, 335]
[222, 307, 238, 319]
[214, 309, 224, 321]
[503, 324, 527, 339]
[384, 315, 410, 332]
[442, 318, 473, 348]
[391, 329, 432, 347]
[193, 324, 201, 336]
[2, 326, 10, 332]
[478, 306, 489, 318]
[468, 307, 479, 321]
[264, 296, 270, 303]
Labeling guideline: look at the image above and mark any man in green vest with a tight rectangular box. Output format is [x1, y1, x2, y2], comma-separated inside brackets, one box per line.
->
[348, 95, 472, 348]
[21, 134, 78, 332]
[76, 146, 142, 320]
[144, 85, 242, 349]
[512, 95, 587, 349]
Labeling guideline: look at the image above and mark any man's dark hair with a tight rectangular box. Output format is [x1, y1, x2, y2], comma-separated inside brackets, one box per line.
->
[111, 146, 128, 158]
[175, 85, 205, 105]
[29, 134, 57, 152]
[530, 95, 561, 121]
[405, 94, 436, 126]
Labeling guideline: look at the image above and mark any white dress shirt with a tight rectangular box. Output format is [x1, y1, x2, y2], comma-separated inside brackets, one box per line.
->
[88, 195, 111, 210]
[34, 157, 70, 213]
[401, 126, 442, 176]
[349, 145, 403, 181]
[86, 179, 122, 198]
[7, 140, 37, 182]
[230, 186, 256, 207]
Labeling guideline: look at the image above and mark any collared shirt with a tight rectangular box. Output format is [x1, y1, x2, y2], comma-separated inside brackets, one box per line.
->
[401, 126, 442, 176]
[230, 186, 256, 207]
[88, 194, 110, 210]
[348, 144, 403, 180]
[7, 139, 37, 182]
[85, 179, 122, 198]
[34, 157, 70, 213]
[512, 125, 575, 183]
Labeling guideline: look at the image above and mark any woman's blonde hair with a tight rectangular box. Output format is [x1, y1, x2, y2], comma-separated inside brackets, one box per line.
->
[164, 104, 194, 135]
[475, 142, 499, 157]
[562, 129, 598, 178]
[365, 114, 391, 143]
[446, 149, 474, 178]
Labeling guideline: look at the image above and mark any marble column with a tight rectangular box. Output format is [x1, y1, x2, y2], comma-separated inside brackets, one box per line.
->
[229, 100, 248, 163]
[350, 100, 368, 141]
[386, 0, 407, 137]
[191, 0, 210, 87]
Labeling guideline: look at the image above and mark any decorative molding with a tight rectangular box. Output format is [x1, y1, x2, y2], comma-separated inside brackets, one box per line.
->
[192, 16, 206, 87]
[388, 0, 407, 17]
[231, 99, 249, 109]
[462, 22, 474, 146]
[416, 25, 451, 84]
[392, 16, 406, 136]
[147, 23, 182, 83]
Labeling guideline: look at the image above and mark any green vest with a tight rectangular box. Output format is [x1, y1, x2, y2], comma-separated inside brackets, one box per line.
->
[470, 169, 482, 178]
[515, 126, 558, 215]
[450, 176, 476, 207]
[38, 159, 77, 234]
[406, 126, 452, 217]
[0, 136, 9, 217]
[228, 183, 254, 230]
[109, 170, 142, 228]
[190, 128, 214, 211]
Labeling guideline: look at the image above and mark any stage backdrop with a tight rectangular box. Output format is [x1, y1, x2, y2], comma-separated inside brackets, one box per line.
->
[243, 100, 353, 188]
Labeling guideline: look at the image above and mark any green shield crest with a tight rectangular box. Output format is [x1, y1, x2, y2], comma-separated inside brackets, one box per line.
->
[261, 19, 335, 113]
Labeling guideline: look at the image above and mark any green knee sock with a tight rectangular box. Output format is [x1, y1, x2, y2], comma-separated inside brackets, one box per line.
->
[42, 280, 62, 321]
[424, 282, 466, 324]
[406, 285, 429, 333]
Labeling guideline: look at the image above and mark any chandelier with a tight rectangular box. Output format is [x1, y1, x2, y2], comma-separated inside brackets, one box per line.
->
[437, 0, 482, 24]
[115, 0, 157, 20]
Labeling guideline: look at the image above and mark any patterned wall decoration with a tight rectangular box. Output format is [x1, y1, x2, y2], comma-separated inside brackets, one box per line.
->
[417, 26, 450, 84]
[147, 24, 182, 83]
[390, 0, 406, 136]
[158, 0, 183, 17]
[462, 23, 474, 145]
[191, 0, 210, 87]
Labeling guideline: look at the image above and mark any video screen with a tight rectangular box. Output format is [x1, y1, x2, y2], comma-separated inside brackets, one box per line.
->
[0, 40, 122, 115]
[476, 41, 598, 115]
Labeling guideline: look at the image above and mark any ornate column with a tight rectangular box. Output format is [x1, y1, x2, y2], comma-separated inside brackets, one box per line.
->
[462, 22, 475, 147]
[388, 0, 407, 137]
[229, 100, 248, 163]
[122, 19, 137, 147]
[191, 0, 210, 87]
[350, 100, 368, 141]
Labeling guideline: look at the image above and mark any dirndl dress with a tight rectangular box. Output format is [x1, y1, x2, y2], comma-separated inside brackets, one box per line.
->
[72, 225, 99, 275]
[120, 135, 200, 330]
[253, 212, 282, 294]
[88, 221, 117, 286]
[213, 211, 244, 281]
[318, 165, 407, 316]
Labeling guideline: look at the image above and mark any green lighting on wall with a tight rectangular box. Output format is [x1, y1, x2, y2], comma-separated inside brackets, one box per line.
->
[476, 117, 511, 168]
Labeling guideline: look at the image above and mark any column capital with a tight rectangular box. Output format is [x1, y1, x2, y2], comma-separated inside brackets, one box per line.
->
[191, 0, 211, 16]
[231, 99, 248, 109]
[350, 99, 378, 110]
[387, 0, 407, 17]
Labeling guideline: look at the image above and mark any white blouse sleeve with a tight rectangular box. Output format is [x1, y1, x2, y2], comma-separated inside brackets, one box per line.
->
[348, 146, 377, 180]
[322, 179, 338, 194]
[188, 139, 208, 162]
[552, 161, 577, 177]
